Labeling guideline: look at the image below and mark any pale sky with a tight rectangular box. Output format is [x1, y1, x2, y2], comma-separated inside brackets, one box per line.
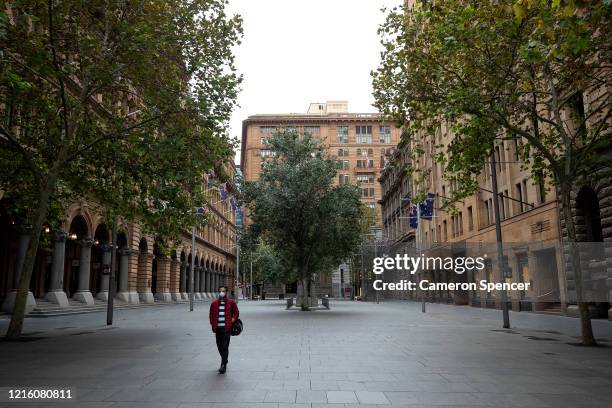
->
[226, 0, 401, 164]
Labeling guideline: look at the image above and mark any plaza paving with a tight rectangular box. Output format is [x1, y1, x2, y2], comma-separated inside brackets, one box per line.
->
[1, 299, 612, 408]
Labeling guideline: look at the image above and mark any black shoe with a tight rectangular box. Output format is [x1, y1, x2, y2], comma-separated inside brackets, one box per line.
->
[218, 363, 226, 374]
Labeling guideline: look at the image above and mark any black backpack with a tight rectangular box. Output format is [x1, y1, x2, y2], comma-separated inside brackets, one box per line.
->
[231, 318, 243, 336]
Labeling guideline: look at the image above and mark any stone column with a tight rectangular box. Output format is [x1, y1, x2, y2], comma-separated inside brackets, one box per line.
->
[205, 268, 211, 295]
[154, 256, 172, 302]
[73, 239, 95, 305]
[194, 266, 202, 300]
[116, 249, 139, 304]
[96, 244, 112, 301]
[45, 230, 69, 307]
[170, 259, 181, 301]
[2, 225, 37, 313]
[199, 267, 206, 298]
[137, 252, 154, 303]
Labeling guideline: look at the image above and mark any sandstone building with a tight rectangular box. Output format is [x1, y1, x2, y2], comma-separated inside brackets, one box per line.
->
[0, 165, 238, 314]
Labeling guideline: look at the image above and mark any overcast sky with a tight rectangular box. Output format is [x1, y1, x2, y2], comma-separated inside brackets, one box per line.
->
[226, 0, 401, 163]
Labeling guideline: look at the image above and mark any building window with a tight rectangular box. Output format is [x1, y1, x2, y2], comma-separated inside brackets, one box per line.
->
[261, 137, 268, 145]
[356, 159, 374, 168]
[304, 126, 320, 136]
[367, 203, 376, 209]
[443, 220, 448, 242]
[339, 174, 350, 185]
[516, 182, 524, 213]
[338, 160, 349, 170]
[337, 148, 349, 157]
[357, 174, 374, 184]
[356, 148, 372, 157]
[260, 126, 276, 135]
[361, 188, 375, 198]
[356, 125, 372, 144]
[379, 126, 391, 143]
[337, 126, 348, 143]
[503, 189, 510, 218]
[467, 206, 474, 231]
[260, 149, 276, 158]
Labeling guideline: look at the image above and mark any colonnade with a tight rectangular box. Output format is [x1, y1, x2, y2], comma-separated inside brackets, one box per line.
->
[1, 224, 234, 313]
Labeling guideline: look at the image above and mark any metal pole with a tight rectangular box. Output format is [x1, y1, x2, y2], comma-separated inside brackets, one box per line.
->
[250, 254, 253, 300]
[189, 226, 195, 312]
[106, 217, 117, 325]
[490, 152, 510, 328]
[236, 235, 240, 301]
[374, 240, 379, 304]
[360, 244, 364, 300]
[418, 203, 425, 313]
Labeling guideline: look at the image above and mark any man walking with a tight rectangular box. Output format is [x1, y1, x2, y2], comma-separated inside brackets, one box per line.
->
[209, 285, 239, 374]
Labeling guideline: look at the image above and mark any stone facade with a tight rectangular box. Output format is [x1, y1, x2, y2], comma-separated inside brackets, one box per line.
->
[379, 119, 571, 314]
[0, 167, 238, 312]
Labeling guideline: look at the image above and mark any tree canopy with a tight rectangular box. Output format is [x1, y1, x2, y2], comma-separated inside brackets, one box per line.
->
[0, 0, 242, 337]
[372, 0, 611, 345]
[241, 130, 364, 309]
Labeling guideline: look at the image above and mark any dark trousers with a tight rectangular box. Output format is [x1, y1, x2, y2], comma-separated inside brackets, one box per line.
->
[215, 327, 231, 365]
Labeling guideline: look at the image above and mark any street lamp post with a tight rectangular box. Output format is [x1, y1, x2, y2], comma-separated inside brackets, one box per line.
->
[250, 253, 253, 300]
[490, 152, 510, 328]
[189, 226, 195, 312]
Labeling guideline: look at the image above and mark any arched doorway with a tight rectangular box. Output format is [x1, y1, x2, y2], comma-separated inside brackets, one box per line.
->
[151, 242, 161, 296]
[114, 231, 128, 294]
[180, 251, 187, 295]
[575, 187, 607, 316]
[65, 216, 90, 297]
[577, 187, 603, 243]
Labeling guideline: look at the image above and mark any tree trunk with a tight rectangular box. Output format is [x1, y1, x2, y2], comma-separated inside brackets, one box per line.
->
[5, 176, 56, 338]
[560, 181, 596, 346]
[297, 265, 310, 311]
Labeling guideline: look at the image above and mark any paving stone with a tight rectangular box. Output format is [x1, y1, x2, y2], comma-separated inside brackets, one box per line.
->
[355, 391, 391, 404]
[326, 390, 358, 403]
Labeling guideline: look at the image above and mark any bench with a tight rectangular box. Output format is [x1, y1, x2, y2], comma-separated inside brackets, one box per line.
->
[322, 297, 330, 309]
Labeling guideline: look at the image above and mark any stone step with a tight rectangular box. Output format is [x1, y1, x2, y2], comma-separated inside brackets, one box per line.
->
[0, 296, 208, 318]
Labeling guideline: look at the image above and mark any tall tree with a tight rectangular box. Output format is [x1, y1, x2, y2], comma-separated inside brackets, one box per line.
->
[242, 130, 364, 310]
[0, 0, 242, 338]
[372, 0, 611, 344]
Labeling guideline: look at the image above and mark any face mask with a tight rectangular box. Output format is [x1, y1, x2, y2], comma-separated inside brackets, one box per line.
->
[219, 291, 226, 298]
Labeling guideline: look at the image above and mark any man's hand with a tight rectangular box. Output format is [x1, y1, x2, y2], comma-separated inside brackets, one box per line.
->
[211, 327, 216, 333]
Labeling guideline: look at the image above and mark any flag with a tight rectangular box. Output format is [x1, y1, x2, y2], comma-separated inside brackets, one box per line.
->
[230, 198, 237, 211]
[419, 192, 435, 220]
[196, 205, 207, 217]
[409, 203, 418, 229]
[220, 182, 229, 201]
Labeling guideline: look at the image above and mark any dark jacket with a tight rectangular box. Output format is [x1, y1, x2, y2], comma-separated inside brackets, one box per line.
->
[209, 298, 239, 333]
